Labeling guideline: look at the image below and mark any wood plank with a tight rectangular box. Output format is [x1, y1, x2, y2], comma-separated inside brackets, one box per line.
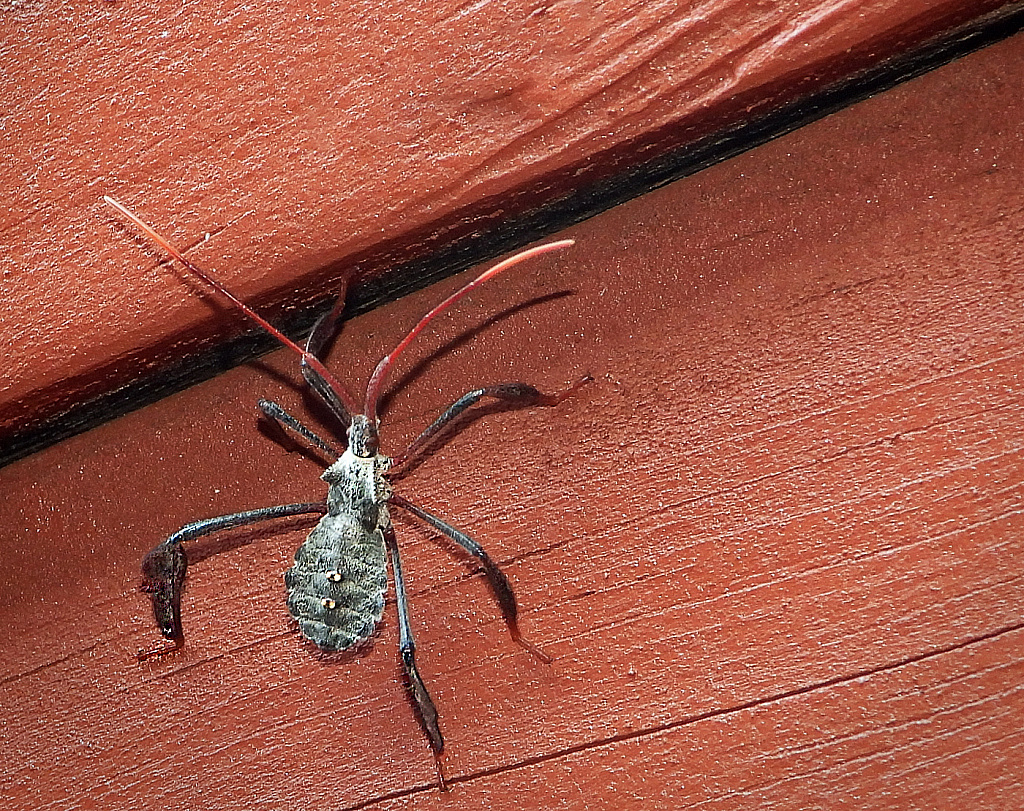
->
[389, 629, 1024, 809]
[1, 16, 1022, 811]
[2, 0, 1019, 459]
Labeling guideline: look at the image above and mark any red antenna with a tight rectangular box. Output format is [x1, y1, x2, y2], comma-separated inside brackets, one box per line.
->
[362, 239, 575, 422]
[105, 196, 574, 423]
[105, 196, 362, 416]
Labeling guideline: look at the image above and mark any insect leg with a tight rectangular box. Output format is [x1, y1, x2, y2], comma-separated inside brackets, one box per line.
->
[105, 196, 362, 419]
[138, 502, 328, 661]
[257, 398, 342, 458]
[389, 493, 552, 664]
[303, 280, 348, 358]
[382, 522, 447, 790]
[391, 376, 591, 471]
[299, 280, 357, 429]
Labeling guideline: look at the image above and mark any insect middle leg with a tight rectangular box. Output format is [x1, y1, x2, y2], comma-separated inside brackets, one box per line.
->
[382, 523, 447, 790]
[390, 494, 551, 662]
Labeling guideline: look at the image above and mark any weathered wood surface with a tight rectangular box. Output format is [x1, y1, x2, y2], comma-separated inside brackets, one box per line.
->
[1, 10, 1022, 811]
[1, 0, 1016, 448]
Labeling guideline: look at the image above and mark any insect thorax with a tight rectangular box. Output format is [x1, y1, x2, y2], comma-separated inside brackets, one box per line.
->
[284, 449, 392, 651]
[322, 449, 393, 524]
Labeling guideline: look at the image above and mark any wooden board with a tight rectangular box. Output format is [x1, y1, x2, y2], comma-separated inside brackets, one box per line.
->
[2, 0, 1019, 455]
[1, 13, 1022, 811]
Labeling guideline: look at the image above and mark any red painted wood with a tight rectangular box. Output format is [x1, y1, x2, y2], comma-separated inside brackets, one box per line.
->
[2, 14, 1023, 811]
[0, 0, 1014, 443]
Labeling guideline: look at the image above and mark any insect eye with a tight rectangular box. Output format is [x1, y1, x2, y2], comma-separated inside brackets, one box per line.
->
[320, 598, 337, 610]
[326, 570, 343, 582]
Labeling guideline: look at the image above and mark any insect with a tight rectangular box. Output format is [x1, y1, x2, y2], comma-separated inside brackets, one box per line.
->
[105, 196, 585, 788]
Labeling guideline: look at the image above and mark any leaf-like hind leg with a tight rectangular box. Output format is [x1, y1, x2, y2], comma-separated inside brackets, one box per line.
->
[382, 523, 447, 791]
[389, 494, 552, 664]
[137, 502, 328, 661]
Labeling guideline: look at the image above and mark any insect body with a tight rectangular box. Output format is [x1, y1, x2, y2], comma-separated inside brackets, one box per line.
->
[106, 196, 582, 788]
[284, 427, 391, 651]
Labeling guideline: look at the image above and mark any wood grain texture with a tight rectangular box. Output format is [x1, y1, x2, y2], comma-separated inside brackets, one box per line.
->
[1, 0, 1016, 449]
[2, 15, 1023, 811]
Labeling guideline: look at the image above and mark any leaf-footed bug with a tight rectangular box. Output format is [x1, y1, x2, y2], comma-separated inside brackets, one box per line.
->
[105, 196, 587, 789]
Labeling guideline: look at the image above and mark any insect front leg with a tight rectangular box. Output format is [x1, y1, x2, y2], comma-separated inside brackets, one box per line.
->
[389, 494, 551, 663]
[382, 522, 447, 791]
[137, 502, 328, 661]
[390, 378, 590, 470]
[299, 284, 357, 428]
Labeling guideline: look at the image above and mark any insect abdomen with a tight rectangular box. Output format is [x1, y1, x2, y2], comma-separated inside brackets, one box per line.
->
[285, 512, 387, 651]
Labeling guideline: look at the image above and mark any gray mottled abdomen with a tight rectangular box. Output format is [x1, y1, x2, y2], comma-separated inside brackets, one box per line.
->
[285, 511, 387, 651]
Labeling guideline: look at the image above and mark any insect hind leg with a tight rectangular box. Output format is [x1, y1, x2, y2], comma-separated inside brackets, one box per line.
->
[137, 502, 328, 661]
[382, 524, 448, 790]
